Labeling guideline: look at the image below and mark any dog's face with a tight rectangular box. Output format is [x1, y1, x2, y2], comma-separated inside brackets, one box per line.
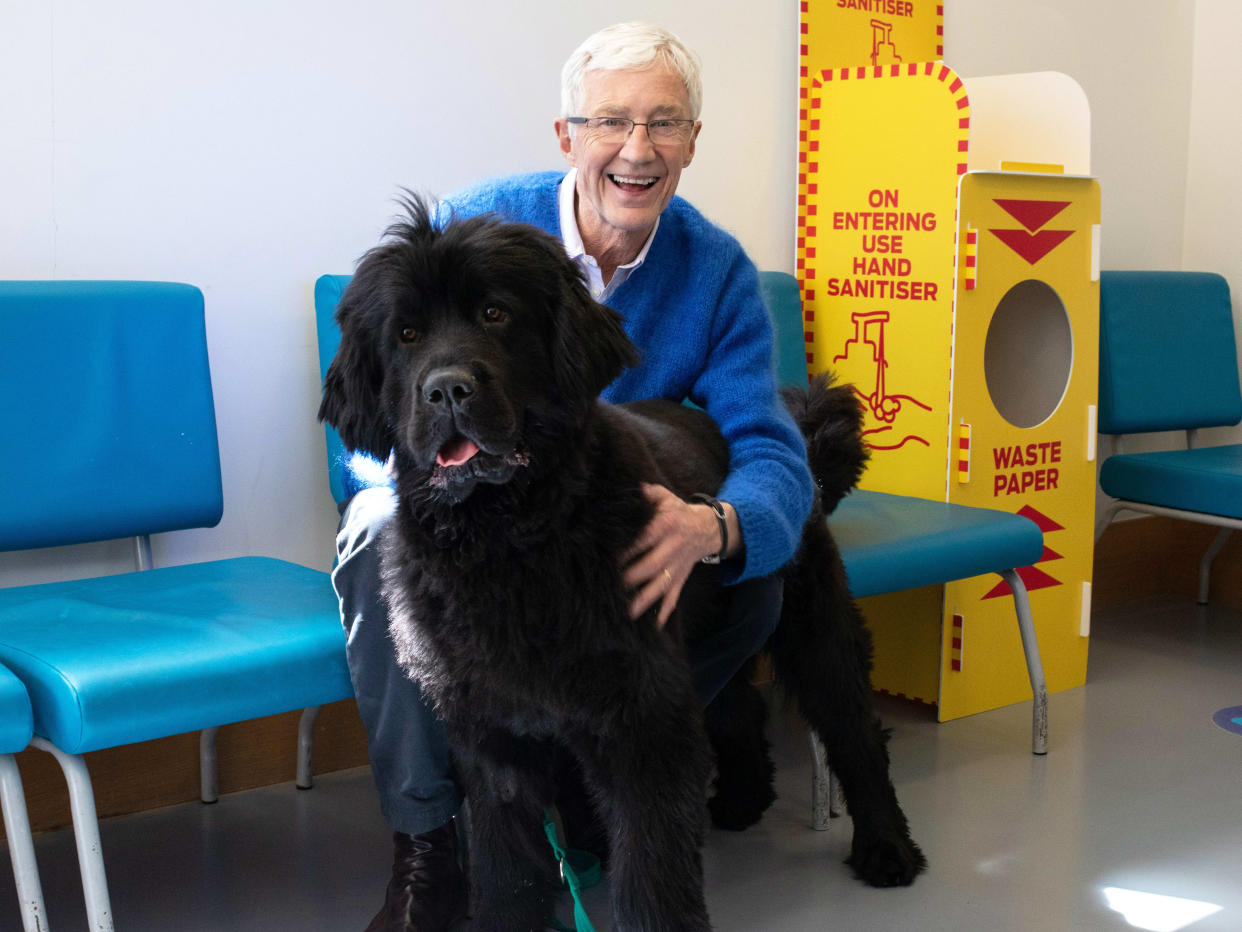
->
[320, 196, 638, 503]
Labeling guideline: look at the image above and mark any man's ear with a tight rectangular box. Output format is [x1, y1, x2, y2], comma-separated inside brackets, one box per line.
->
[554, 118, 576, 165]
[318, 291, 395, 461]
[683, 120, 701, 168]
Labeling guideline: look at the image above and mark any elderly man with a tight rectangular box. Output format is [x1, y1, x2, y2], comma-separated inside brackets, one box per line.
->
[333, 22, 813, 931]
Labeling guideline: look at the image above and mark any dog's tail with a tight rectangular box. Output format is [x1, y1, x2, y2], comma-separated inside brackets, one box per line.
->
[781, 372, 869, 515]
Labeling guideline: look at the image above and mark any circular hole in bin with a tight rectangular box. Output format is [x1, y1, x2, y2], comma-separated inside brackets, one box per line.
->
[984, 279, 1073, 429]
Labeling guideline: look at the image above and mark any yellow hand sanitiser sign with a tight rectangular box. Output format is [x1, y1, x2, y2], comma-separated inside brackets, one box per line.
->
[800, 63, 967, 500]
[797, 12, 1101, 721]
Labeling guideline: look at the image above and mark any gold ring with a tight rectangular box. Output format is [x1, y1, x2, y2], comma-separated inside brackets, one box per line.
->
[662, 568, 673, 587]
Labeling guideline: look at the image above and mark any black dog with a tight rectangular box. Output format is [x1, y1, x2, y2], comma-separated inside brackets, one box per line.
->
[320, 198, 925, 930]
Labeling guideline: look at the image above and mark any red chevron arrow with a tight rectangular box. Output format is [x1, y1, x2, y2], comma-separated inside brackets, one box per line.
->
[994, 199, 1071, 231]
[989, 228, 1075, 265]
[1017, 505, 1064, 532]
[982, 564, 1063, 599]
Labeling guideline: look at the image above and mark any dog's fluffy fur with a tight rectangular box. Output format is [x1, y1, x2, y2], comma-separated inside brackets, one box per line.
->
[320, 197, 925, 930]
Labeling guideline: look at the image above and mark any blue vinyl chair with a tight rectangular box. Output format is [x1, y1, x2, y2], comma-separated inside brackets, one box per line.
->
[1, 665, 45, 932]
[316, 270, 1048, 837]
[0, 281, 351, 931]
[1095, 271, 1242, 604]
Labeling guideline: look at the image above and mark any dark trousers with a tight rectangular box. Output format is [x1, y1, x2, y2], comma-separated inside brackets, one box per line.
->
[333, 486, 782, 835]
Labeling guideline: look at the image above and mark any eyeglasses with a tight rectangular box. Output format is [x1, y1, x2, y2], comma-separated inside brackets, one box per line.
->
[567, 116, 697, 144]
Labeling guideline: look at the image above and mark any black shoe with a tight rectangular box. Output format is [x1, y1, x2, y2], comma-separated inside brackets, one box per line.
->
[364, 822, 468, 932]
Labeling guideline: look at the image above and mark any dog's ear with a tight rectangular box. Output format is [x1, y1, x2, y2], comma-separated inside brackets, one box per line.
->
[318, 288, 395, 461]
[551, 272, 640, 403]
[319, 192, 447, 460]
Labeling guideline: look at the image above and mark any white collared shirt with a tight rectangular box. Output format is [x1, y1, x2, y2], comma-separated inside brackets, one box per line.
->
[557, 168, 659, 303]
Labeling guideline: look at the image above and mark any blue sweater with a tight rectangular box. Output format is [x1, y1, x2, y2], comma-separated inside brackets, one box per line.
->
[442, 172, 813, 582]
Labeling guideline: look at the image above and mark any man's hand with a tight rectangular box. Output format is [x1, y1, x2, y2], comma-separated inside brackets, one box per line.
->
[622, 483, 732, 627]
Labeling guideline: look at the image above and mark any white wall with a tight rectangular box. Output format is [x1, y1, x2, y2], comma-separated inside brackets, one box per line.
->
[1183, 0, 1242, 450]
[1184, 0, 1242, 275]
[0, 0, 1226, 585]
[946, 0, 1197, 270]
[0, 0, 799, 585]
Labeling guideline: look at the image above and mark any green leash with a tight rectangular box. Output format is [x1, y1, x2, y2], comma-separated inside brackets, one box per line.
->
[542, 808, 602, 932]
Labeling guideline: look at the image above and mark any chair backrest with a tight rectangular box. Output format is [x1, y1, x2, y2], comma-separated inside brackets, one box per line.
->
[1097, 271, 1242, 435]
[314, 274, 355, 507]
[758, 271, 810, 389]
[0, 281, 223, 552]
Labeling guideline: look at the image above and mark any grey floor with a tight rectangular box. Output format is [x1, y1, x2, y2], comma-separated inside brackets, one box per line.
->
[3, 593, 1240, 931]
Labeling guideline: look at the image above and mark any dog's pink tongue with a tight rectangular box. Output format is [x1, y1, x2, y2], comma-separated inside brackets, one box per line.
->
[436, 437, 480, 468]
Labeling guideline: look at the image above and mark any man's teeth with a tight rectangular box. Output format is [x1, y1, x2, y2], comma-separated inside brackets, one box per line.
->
[612, 175, 657, 187]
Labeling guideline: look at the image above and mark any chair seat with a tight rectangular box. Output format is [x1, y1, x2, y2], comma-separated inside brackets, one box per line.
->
[1100, 444, 1242, 521]
[0, 557, 350, 754]
[832, 489, 1045, 599]
[0, 663, 33, 754]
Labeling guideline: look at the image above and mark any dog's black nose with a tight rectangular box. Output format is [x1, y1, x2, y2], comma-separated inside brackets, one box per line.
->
[423, 366, 477, 409]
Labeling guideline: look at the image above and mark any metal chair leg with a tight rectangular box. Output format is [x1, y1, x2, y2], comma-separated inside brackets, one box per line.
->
[0, 754, 47, 932]
[297, 706, 321, 790]
[1197, 528, 1232, 605]
[31, 737, 114, 931]
[200, 727, 219, 803]
[205, 705, 321, 799]
[808, 731, 843, 831]
[809, 730, 830, 831]
[1001, 569, 1048, 755]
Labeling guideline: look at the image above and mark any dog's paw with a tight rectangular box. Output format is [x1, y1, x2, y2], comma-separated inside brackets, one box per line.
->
[846, 830, 928, 887]
[707, 783, 774, 831]
[706, 755, 776, 831]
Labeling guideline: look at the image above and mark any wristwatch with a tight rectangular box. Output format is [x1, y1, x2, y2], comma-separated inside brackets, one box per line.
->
[690, 493, 728, 564]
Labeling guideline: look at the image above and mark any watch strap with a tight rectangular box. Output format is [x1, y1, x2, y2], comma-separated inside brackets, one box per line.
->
[690, 493, 728, 564]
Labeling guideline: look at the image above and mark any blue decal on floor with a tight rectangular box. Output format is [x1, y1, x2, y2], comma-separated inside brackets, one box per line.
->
[1211, 706, 1242, 736]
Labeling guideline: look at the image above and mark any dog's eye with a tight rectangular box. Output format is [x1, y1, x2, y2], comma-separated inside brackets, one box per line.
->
[399, 327, 421, 344]
[482, 307, 507, 325]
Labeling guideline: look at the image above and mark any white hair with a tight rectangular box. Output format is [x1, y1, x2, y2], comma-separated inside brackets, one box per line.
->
[560, 22, 703, 119]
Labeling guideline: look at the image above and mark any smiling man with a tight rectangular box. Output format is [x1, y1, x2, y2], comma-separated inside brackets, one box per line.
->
[332, 22, 813, 931]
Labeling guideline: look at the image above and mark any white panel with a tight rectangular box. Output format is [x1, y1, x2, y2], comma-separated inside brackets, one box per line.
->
[1080, 581, 1093, 637]
[1087, 405, 1097, 462]
[962, 72, 1091, 175]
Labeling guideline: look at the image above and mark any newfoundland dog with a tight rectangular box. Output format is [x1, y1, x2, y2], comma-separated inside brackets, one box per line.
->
[319, 197, 925, 930]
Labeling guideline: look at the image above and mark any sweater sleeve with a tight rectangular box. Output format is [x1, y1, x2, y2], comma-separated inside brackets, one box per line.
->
[690, 253, 814, 583]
